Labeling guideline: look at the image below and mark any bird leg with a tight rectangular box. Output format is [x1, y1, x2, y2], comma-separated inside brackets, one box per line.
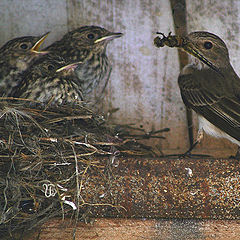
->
[164, 128, 211, 158]
[229, 146, 240, 160]
[235, 147, 240, 159]
[235, 146, 240, 160]
[180, 129, 204, 157]
[179, 128, 212, 158]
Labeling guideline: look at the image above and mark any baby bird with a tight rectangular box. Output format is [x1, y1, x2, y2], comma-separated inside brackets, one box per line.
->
[45, 26, 122, 101]
[0, 32, 49, 95]
[10, 55, 83, 105]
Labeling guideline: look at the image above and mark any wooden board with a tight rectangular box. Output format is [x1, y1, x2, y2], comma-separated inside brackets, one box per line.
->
[27, 218, 240, 240]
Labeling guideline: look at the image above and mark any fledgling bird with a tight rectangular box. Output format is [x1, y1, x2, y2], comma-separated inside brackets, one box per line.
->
[0, 32, 50, 95]
[10, 55, 83, 105]
[45, 26, 122, 102]
[154, 31, 240, 157]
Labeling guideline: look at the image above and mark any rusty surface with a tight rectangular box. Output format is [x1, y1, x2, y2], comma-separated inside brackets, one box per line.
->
[27, 218, 240, 240]
[68, 156, 240, 220]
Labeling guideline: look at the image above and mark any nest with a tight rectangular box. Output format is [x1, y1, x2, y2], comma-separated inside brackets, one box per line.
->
[0, 98, 168, 239]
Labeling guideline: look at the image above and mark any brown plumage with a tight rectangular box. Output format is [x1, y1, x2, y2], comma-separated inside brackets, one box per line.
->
[45, 26, 122, 102]
[10, 55, 83, 105]
[0, 32, 49, 95]
[155, 31, 240, 156]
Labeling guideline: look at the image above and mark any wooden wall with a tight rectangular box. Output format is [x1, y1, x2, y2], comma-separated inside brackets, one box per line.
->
[1, 0, 240, 156]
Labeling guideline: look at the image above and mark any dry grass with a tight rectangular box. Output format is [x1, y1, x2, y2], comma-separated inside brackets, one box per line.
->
[0, 98, 168, 239]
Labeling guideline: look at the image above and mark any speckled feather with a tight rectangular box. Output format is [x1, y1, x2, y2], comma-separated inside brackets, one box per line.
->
[45, 26, 122, 98]
[11, 55, 83, 105]
[0, 35, 47, 95]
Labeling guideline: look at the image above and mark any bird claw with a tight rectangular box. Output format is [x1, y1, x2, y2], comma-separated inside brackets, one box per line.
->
[178, 153, 212, 159]
[229, 147, 240, 160]
[163, 152, 212, 159]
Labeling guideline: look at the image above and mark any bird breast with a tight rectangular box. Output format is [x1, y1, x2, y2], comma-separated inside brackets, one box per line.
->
[16, 59, 29, 71]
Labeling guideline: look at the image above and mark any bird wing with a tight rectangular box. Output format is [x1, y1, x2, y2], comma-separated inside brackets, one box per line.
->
[178, 68, 240, 141]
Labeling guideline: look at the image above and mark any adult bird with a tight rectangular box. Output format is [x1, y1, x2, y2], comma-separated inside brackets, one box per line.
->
[0, 32, 49, 96]
[45, 26, 122, 103]
[154, 31, 240, 157]
[10, 55, 83, 105]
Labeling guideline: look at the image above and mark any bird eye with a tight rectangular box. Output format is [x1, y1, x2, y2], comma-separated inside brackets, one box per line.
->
[19, 43, 29, 50]
[204, 41, 213, 49]
[87, 33, 95, 39]
[47, 64, 55, 71]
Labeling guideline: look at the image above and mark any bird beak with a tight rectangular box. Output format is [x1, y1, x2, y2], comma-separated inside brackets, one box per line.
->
[94, 32, 123, 44]
[154, 32, 223, 76]
[56, 61, 82, 73]
[183, 43, 223, 76]
[30, 31, 50, 54]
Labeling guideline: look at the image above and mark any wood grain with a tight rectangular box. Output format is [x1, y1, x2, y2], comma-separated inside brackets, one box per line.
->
[27, 218, 240, 240]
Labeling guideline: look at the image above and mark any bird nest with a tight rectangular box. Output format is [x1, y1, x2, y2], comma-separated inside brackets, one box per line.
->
[0, 98, 168, 239]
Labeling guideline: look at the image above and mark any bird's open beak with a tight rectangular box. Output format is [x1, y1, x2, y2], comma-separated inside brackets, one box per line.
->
[56, 61, 82, 73]
[94, 32, 123, 44]
[30, 32, 50, 54]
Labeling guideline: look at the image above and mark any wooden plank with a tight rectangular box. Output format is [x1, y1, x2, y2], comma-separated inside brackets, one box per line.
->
[0, 0, 68, 47]
[65, 0, 188, 151]
[27, 218, 240, 240]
